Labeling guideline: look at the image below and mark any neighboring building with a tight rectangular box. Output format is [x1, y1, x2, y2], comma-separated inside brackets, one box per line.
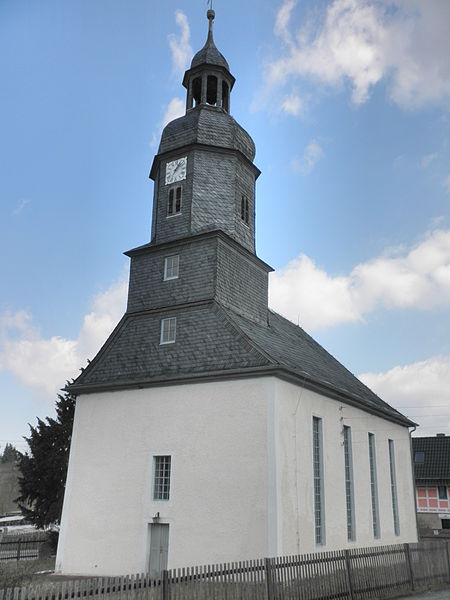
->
[413, 435, 450, 536]
[0, 458, 20, 517]
[56, 10, 418, 577]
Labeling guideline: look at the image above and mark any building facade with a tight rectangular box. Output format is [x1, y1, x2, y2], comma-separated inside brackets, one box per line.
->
[413, 435, 450, 535]
[56, 11, 418, 577]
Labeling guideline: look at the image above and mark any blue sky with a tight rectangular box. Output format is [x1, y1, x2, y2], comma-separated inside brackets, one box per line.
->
[1, 0, 450, 452]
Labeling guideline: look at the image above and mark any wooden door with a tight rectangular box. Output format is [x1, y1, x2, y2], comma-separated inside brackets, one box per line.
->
[149, 523, 169, 577]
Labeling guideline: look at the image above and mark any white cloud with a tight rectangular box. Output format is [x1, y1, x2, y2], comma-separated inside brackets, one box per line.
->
[359, 356, 450, 436]
[168, 10, 193, 77]
[13, 198, 31, 216]
[265, 0, 450, 110]
[269, 227, 450, 330]
[0, 271, 128, 400]
[274, 0, 296, 46]
[149, 11, 190, 147]
[421, 153, 437, 169]
[160, 97, 185, 129]
[150, 95, 185, 148]
[281, 93, 304, 116]
[444, 175, 450, 194]
[291, 139, 324, 175]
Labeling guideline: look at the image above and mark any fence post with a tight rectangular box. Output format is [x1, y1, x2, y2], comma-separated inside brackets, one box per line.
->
[162, 570, 170, 600]
[264, 558, 273, 600]
[446, 542, 450, 582]
[16, 539, 21, 562]
[344, 550, 354, 600]
[404, 543, 415, 592]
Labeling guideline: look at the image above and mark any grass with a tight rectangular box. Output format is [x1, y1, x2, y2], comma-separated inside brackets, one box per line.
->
[0, 557, 56, 589]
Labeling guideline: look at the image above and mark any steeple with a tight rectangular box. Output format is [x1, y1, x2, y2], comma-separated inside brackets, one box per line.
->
[149, 9, 259, 254]
[182, 10, 235, 113]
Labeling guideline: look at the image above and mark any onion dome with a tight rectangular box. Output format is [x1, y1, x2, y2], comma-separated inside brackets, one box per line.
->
[158, 108, 256, 163]
[190, 9, 230, 71]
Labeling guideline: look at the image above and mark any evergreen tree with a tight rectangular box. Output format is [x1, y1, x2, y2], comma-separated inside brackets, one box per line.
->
[16, 391, 75, 528]
[1, 443, 19, 463]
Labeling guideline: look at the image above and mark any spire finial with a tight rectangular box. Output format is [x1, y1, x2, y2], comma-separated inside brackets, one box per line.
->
[207, 2, 215, 35]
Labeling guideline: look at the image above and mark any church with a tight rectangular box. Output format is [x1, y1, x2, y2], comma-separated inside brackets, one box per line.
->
[56, 10, 418, 577]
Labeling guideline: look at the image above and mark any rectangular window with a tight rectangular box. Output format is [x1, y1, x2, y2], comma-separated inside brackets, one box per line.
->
[343, 426, 356, 541]
[438, 486, 448, 500]
[164, 255, 179, 281]
[240, 195, 249, 225]
[168, 186, 182, 216]
[153, 456, 171, 500]
[414, 451, 425, 464]
[388, 439, 400, 536]
[368, 433, 380, 538]
[160, 317, 176, 344]
[313, 416, 325, 545]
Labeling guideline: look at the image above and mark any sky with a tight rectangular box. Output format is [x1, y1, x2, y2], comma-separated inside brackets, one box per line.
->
[1, 0, 450, 452]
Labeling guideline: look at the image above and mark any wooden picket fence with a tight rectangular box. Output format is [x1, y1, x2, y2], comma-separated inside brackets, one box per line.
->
[1, 540, 449, 600]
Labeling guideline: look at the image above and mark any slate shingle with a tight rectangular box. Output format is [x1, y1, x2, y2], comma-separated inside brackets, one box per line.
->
[72, 302, 270, 388]
[70, 299, 413, 427]
[413, 436, 450, 483]
[223, 308, 413, 426]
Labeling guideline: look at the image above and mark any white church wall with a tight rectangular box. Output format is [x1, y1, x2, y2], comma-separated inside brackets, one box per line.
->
[56, 377, 273, 576]
[272, 379, 417, 555]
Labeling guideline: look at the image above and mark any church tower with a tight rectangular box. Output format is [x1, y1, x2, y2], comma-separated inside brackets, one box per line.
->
[69, 10, 273, 393]
[57, 10, 417, 578]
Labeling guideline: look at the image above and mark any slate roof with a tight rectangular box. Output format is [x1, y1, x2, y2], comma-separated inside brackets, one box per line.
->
[158, 106, 256, 163]
[413, 436, 450, 483]
[225, 309, 413, 426]
[69, 301, 413, 427]
[71, 302, 270, 389]
[190, 29, 230, 71]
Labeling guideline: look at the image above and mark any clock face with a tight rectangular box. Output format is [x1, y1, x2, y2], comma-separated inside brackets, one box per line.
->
[165, 157, 187, 185]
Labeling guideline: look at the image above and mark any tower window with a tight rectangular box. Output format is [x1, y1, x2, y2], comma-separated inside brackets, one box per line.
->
[163, 255, 179, 281]
[153, 455, 171, 500]
[240, 195, 249, 225]
[207, 75, 218, 106]
[160, 317, 176, 344]
[168, 187, 182, 216]
[192, 77, 202, 106]
[222, 81, 229, 112]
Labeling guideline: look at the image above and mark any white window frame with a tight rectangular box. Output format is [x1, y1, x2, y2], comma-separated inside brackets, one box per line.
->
[153, 455, 171, 501]
[160, 317, 176, 345]
[313, 416, 325, 545]
[343, 425, 356, 542]
[368, 433, 380, 538]
[388, 439, 400, 536]
[164, 255, 179, 281]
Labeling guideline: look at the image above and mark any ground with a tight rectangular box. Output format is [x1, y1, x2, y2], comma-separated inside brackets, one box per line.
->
[397, 590, 450, 600]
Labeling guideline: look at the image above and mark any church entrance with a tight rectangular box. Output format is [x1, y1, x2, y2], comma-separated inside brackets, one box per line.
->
[148, 523, 169, 577]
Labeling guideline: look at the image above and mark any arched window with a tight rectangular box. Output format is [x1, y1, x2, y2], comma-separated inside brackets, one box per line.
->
[192, 77, 202, 107]
[240, 195, 249, 225]
[222, 81, 229, 112]
[207, 75, 218, 106]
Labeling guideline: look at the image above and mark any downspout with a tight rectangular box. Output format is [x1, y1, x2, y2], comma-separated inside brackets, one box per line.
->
[408, 426, 420, 541]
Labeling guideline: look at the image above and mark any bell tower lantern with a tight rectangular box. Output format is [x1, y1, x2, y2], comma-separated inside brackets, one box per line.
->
[183, 9, 235, 113]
